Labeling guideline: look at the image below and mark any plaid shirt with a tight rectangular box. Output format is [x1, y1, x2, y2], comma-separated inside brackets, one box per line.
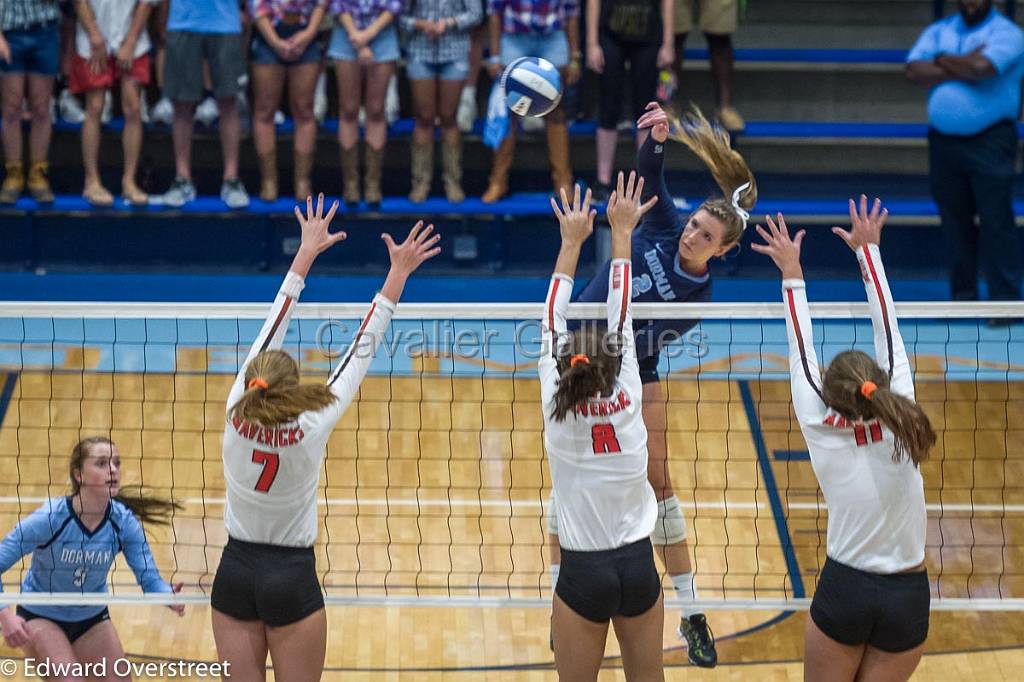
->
[487, 0, 578, 35]
[249, 0, 328, 26]
[400, 0, 481, 64]
[0, 0, 61, 32]
[331, 0, 403, 30]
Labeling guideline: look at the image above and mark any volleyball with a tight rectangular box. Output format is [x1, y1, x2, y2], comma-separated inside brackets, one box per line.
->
[501, 57, 563, 118]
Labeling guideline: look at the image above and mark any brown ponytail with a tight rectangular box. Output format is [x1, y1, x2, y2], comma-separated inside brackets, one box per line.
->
[230, 349, 337, 426]
[822, 351, 936, 466]
[669, 106, 758, 247]
[550, 325, 623, 422]
[70, 437, 183, 526]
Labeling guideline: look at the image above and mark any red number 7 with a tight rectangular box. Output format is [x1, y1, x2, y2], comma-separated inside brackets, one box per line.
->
[252, 450, 280, 493]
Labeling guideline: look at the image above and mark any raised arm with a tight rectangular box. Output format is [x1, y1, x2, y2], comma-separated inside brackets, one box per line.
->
[227, 195, 345, 408]
[752, 213, 828, 425]
[635, 102, 679, 234]
[318, 222, 441, 424]
[833, 196, 914, 399]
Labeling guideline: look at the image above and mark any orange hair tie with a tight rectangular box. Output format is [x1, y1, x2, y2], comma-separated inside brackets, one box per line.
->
[248, 378, 269, 391]
[860, 381, 878, 400]
[570, 354, 590, 367]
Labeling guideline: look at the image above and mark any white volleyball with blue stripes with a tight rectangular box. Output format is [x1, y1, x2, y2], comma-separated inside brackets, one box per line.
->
[501, 57, 563, 118]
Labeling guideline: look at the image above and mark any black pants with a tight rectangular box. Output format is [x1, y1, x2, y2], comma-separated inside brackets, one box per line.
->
[928, 121, 1021, 301]
[597, 32, 660, 130]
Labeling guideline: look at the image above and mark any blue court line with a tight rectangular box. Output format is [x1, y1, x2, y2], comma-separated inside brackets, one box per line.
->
[738, 380, 806, 599]
[773, 450, 811, 461]
[0, 372, 16, 429]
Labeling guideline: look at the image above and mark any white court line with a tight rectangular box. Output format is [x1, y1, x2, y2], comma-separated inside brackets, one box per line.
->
[0, 496, 1021, 514]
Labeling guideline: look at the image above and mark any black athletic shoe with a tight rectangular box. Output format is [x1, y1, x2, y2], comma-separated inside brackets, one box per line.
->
[678, 613, 717, 668]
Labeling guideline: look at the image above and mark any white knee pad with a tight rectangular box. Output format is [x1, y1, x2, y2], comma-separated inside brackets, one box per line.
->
[650, 495, 687, 545]
[547, 493, 559, 536]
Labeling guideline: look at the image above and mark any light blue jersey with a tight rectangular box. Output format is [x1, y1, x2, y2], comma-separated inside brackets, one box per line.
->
[0, 497, 172, 622]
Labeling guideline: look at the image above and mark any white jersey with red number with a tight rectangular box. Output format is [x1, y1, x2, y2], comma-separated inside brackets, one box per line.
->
[222, 271, 395, 547]
[539, 259, 658, 552]
[784, 244, 926, 573]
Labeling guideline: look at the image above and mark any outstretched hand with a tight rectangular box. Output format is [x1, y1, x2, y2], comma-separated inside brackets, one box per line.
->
[295, 193, 345, 257]
[832, 194, 887, 252]
[606, 170, 658, 236]
[168, 582, 185, 617]
[750, 213, 806, 280]
[636, 101, 670, 143]
[550, 183, 596, 249]
[382, 220, 442, 278]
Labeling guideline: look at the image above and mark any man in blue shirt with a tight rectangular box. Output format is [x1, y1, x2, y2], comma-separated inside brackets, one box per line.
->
[906, 0, 1024, 309]
[159, 0, 249, 209]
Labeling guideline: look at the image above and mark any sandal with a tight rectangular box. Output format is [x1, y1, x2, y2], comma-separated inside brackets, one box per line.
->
[122, 184, 149, 206]
[82, 184, 114, 207]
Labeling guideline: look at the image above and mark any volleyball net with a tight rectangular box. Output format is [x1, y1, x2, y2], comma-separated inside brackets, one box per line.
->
[0, 300, 1022, 611]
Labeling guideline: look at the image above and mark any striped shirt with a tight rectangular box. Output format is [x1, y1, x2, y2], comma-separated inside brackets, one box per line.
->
[0, 0, 60, 32]
[400, 0, 481, 64]
[783, 244, 926, 574]
[487, 0, 579, 35]
[249, 0, 329, 26]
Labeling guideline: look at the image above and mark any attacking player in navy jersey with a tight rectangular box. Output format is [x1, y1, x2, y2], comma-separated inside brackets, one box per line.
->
[0, 436, 184, 674]
[211, 194, 441, 682]
[753, 197, 934, 682]
[547, 102, 757, 667]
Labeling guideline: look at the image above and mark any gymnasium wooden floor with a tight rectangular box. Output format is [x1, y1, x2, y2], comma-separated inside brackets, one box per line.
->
[1, 359, 1022, 680]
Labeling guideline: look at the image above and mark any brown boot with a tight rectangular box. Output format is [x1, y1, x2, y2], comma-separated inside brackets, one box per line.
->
[293, 150, 314, 202]
[258, 150, 278, 202]
[27, 161, 54, 203]
[408, 140, 433, 202]
[364, 143, 384, 208]
[340, 144, 360, 206]
[546, 120, 573, 197]
[481, 127, 516, 203]
[441, 136, 465, 203]
[0, 161, 24, 204]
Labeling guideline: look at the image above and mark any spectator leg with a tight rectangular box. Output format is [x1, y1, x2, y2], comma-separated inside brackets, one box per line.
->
[81, 89, 108, 195]
[929, 133, 979, 300]
[1, 73, 26, 163]
[545, 98, 572, 198]
[171, 100, 197, 180]
[968, 125, 1021, 301]
[334, 60, 363, 204]
[26, 74, 54, 165]
[253, 63, 286, 202]
[363, 61, 395, 205]
[288, 62, 320, 201]
[439, 78, 464, 203]
[217, 95, 242, 182]
[596, 34, 626, 188]
[120, 79, 146, 201]
[408, 77, 438, 202]
[705, 33, 734, 111]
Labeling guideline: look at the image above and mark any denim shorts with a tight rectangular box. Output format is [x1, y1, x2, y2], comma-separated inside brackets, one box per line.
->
[500, 31, 569, 68]
[328, 24, 399, 63]
[251, 23, 326, 66]
[0, 21, 59, 76]
[405, 57, 468, 81]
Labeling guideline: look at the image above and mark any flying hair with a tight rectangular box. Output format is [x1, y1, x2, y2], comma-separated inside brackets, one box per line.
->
[230, 349, 338, 426]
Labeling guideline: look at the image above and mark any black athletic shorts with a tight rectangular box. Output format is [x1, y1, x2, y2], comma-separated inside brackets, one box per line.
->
[556, 537, 661, 623]
[211, 536, 324, 627]
[810, 557, 930, 653]
[16, 606, 110, 644]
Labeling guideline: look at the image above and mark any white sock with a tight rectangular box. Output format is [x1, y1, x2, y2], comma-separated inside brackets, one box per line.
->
[550, 564, 560, 592]
[463, 85, 476, 100]
[671, 571, 699, 619]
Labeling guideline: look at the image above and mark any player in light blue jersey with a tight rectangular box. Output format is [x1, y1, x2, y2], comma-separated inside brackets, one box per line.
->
[0, 437, 184, 674]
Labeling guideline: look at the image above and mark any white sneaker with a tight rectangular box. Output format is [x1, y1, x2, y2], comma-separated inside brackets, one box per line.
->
[58, 89, 85, 124]
[274, 110, 285, 125]
[195, 96, 219, 126]
[456, 86, 476, 132]
[314, 73, 327, 122]
[151, 96, 174, 125]
[385, 74, 400, 124]
[101, 91, 113, 124]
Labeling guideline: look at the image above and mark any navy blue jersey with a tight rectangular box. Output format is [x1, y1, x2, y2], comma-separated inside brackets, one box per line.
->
[577, 134, 711, 363]
[0, 497, 172, 622]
